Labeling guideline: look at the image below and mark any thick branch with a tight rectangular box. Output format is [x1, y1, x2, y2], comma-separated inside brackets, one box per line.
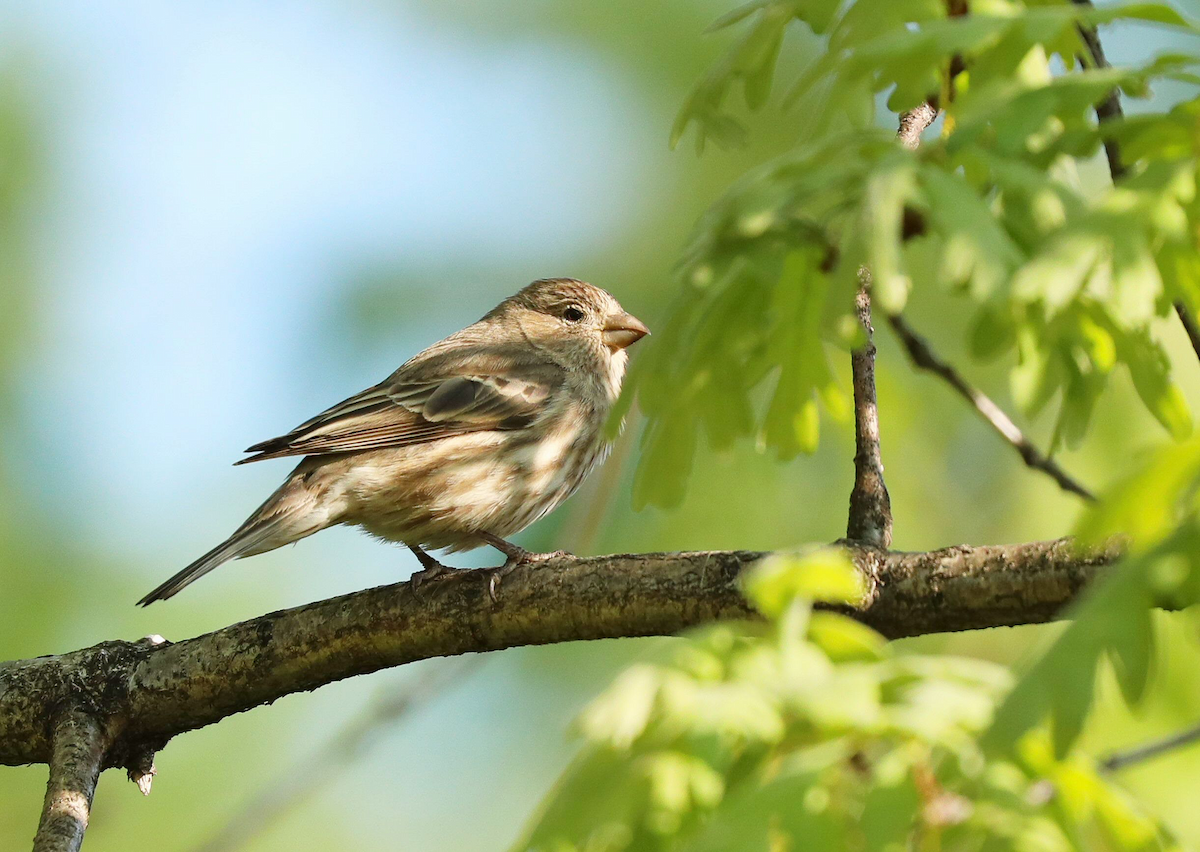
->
[887, 313, 1095, 501]
[32, 710, 109, 852]
[0, 539, 1119, 770]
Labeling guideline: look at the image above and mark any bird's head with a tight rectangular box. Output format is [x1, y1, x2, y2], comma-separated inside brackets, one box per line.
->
[495, 278, 649, 368]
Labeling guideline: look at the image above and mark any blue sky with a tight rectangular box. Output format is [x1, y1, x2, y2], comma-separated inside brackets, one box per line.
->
[3, 1, 651, 591]
[0, 5, 659, 845]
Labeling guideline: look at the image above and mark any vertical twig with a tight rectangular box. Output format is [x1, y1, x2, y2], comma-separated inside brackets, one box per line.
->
[845, 102, 938, 547]
[897, 102, 938, 150]
[1071, 0, 1128, 182]
[32, 710, 109, 852]
[846, 278, 893, 548]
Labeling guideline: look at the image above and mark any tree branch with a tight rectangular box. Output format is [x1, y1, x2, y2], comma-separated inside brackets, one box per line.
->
[1, 539, 1120, 774]
[886, 313, 1095, 501]
[32, 709, 109, 852]
[1171, 299, 1200, 365]
[897, 101, 938, 150]
[847, 279, 893, 547]
[1101, 721, 1200, 772]
[845, 103, 939, 546]
[1071, 0, 1127, 182]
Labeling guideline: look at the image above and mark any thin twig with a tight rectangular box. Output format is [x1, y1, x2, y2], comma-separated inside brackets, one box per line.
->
[1072, 0, 1200, 361]
[1101, 721, 1200, 772]
[845, 102, 938, 546]
[897, 102, 938, 150]
[195, 657, 481, 852]
[32, 710, 109, 852]
[1171, 299, 1200, 363]
[887, 313, 1095, 501]
[847, 279, 893, 547]
[1070, 0, 1128, 182]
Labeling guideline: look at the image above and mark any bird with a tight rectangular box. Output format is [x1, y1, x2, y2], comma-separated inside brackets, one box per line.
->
[138, 278, 648, 605]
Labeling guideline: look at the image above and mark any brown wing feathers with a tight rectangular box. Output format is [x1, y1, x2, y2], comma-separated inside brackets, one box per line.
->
[236, 371, 552, 465]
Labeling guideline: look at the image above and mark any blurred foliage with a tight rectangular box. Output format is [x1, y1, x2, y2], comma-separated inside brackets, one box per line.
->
[518, 553, 1178, 851]
[531, 0, 1200, 849]
[4, 1, 1200, 850]
[988, 436, 1200, 757]
[631, 0, 1200, 509]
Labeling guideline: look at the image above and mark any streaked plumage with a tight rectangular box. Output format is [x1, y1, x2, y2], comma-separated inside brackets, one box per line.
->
[139, 278, 648, 605]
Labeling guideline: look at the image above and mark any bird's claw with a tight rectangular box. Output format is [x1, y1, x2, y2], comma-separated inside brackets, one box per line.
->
[486, 565, 514, 602]
[484, 549, 571, 602]
[410, 563, 463, 596]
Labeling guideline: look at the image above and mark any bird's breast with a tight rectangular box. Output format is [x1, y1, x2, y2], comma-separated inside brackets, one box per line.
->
[345, 398, 610, 548]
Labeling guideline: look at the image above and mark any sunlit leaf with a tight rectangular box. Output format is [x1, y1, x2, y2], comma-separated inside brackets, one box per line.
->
[743, 549, 866, 617]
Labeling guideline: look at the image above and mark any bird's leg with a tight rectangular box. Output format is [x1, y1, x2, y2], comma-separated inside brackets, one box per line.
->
[478, 532, 570, 600]
[407, 544, 460, 593]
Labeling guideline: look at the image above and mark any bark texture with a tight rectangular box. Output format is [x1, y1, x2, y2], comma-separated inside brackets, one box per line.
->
[1, 539, 1119, 772]
[844, 102, 938, 546]
[847, 284, 893, 547]
[31, 710, 109, 852]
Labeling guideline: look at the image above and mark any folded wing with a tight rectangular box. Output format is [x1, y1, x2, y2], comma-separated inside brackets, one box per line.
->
[237, 347, 560, 464]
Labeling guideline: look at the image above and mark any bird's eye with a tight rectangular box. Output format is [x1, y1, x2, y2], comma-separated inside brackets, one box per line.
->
[562, 306, 585, 322]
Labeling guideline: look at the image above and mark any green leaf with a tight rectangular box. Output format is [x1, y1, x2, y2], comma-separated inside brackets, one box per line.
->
[576, 665, 662, 748]
[1076, 439, 1200, 546]
[1084, 2, 1198, 30]
[1012, 233, 1102, 315]
[1120, 330, 1193, 440]
[861, 770, 921, 852]
[987, 557, 1162, 756]
[968, 304, 1017, 360]
[808, 612, 888, 662]
[705, 0, 771, 32]
[740, 16, 786, 110]
[863, 157, 917, 313]
[743, 549, 867, 617]
[920, 165, 1023, 297]
[633, 412, 697, 510]
[1106, 600, 1154, 707]
[1010, 321, 1060, 416]
[513, 747, 643, 851]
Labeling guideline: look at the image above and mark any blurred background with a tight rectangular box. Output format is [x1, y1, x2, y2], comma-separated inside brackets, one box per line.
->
[2, 1, 1200, 849]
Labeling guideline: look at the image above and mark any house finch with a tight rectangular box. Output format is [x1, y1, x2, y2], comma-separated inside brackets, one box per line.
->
[138, 278, 648, 605]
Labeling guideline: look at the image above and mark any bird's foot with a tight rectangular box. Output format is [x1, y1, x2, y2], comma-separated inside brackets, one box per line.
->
[478, 533, 570, 601]
[407, 545, 465, 595]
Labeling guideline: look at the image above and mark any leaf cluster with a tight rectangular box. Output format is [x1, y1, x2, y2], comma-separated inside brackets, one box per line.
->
[517, 553, 1177, 851]
[990, 438, 1200, 757]
[632, 0, 1200, 507]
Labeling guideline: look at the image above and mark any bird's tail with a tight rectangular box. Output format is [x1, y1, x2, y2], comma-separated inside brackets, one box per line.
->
[137, 518, 283, 606]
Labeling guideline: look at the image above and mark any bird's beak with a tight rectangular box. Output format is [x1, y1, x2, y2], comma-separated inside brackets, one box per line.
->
[602, 312, 649, 350]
